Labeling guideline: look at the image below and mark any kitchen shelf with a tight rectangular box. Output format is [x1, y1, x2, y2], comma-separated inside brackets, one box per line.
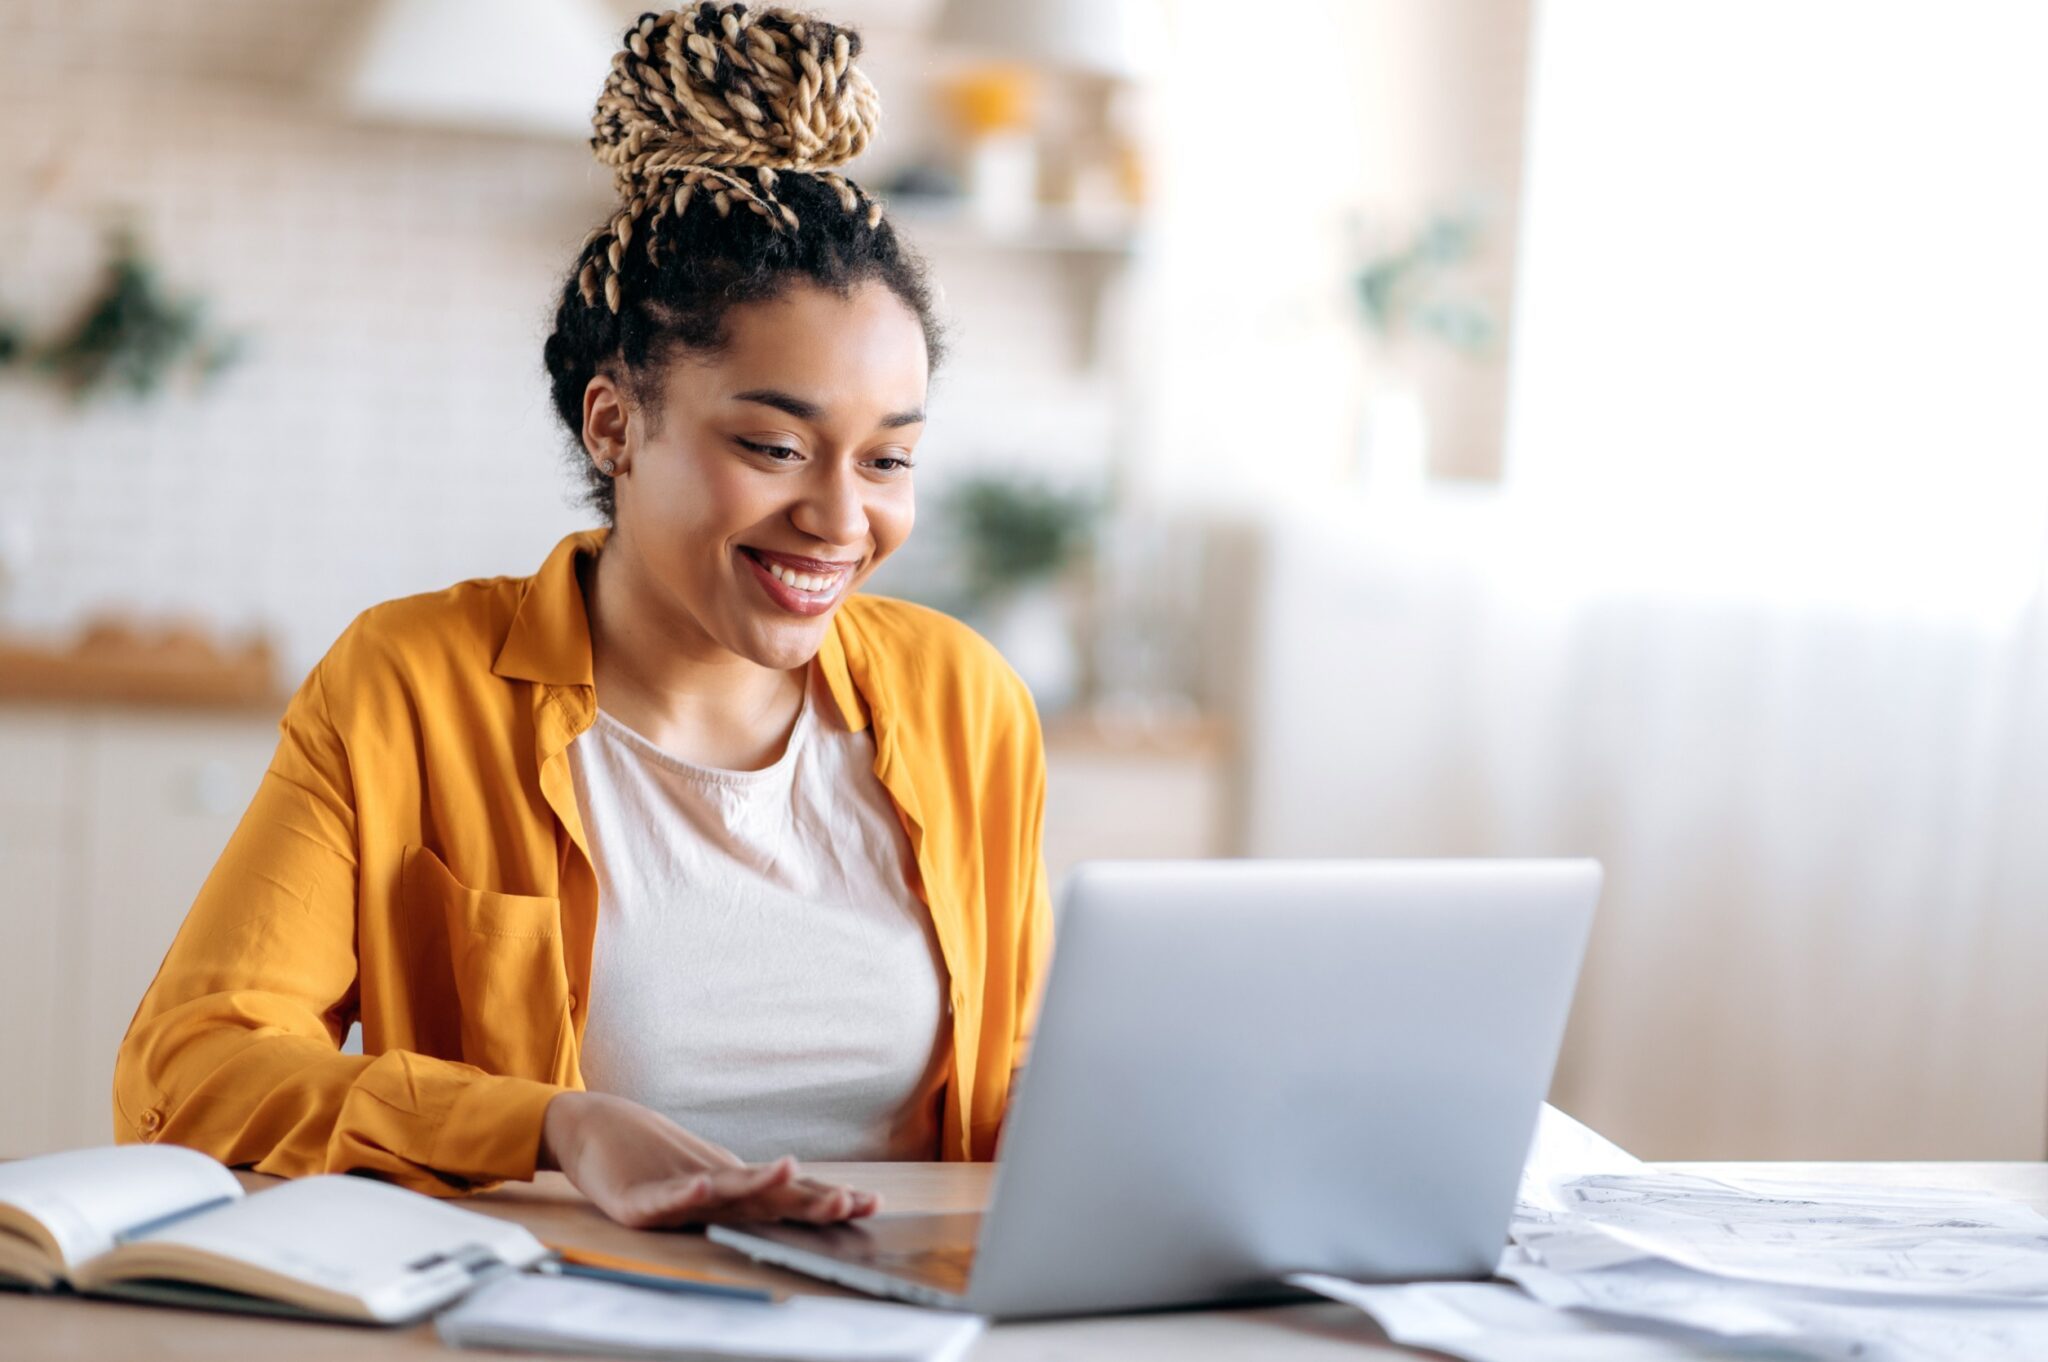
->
[887, 199, 1143, 256]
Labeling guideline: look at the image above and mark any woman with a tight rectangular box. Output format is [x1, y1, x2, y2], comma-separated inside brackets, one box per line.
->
[113, 4, 1052, 1231]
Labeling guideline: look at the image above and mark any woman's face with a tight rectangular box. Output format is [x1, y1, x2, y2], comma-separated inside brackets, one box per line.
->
[586, 279, 929, 672]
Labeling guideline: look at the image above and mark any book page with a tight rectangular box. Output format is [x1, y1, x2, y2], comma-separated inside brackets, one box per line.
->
[0, 1146, 244, 1272]
[90, 1174, 548, 1322]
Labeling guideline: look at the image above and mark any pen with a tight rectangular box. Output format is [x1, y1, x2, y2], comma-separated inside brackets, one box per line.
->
[538, 1242, 778, 1303]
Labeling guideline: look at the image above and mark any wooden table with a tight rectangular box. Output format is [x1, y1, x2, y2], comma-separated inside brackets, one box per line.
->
[9, 1161, 2048, 1359]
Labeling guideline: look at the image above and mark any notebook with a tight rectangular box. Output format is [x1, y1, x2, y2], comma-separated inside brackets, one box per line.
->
[0, 1145, 548, 1324]
[437, 1271, 986, 1362]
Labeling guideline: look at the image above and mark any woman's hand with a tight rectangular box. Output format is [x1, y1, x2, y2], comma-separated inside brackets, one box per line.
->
[539, 1091, 881, 1229]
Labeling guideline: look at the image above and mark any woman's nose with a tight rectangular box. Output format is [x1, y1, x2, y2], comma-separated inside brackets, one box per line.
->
[791, 464, 868, 547]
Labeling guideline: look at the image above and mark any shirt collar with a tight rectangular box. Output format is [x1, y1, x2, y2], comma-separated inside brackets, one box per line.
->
[492, 527, 870, 733]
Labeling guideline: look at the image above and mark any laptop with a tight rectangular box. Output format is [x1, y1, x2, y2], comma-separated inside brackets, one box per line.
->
[709, 858, 1601, 1319]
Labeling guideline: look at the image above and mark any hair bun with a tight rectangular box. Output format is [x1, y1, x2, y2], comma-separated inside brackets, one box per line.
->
[593, 4, 879, 201]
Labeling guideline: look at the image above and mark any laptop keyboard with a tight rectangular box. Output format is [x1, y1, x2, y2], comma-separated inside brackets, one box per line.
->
[866, 1242, 976, 1295]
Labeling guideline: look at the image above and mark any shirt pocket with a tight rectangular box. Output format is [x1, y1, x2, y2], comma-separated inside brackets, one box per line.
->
[402, 844, 571, 1080]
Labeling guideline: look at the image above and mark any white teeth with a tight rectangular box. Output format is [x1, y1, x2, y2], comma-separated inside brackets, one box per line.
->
[764, 559, 842, 595]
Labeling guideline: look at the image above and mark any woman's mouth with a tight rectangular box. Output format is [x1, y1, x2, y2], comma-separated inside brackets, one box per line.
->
[738, 547, 855, 617]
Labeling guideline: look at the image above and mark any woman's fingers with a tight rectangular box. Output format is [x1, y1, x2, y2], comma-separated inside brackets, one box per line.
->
[706, 1156, 794, 1199]
[714, 1178, 878, 1225]
[616, 1173, 712, 1229]
[657, 1157, 800, 1219]
[793, 1174, 878, 1212]
[800, 1178, 880, 1216]
[609, 1155, 877, 1229]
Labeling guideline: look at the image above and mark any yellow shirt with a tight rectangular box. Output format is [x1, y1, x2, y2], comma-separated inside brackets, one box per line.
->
[114, 529, 1053, 1192]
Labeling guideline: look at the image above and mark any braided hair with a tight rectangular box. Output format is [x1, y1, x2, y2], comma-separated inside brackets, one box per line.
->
[543, 4, 942, 522]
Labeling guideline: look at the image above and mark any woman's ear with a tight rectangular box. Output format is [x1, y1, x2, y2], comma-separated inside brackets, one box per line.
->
[581, 372, 631, 476]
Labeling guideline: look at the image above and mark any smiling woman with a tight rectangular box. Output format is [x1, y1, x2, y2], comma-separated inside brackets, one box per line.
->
[579, 283, 932, 755]
[112, 4, 1051, 1233]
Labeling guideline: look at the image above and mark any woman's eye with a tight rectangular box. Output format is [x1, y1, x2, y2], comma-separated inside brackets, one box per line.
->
[738, 439, 801, 462]
[871, 456, 915, 473]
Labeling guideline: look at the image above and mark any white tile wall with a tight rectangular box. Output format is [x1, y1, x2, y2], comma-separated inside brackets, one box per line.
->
[0, 66, 607, 679]
[0, 2, 1120, 683]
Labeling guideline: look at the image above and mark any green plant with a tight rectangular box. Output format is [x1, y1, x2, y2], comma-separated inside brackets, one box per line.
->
[29, 226, 243, 401]
[1353, 210, 1494, 355]
[944, 473, 1101, 613]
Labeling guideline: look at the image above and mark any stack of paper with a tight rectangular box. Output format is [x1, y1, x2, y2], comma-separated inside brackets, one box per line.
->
[436, 1273, 984, 1362]
[1293, 1105, 2048, 1362]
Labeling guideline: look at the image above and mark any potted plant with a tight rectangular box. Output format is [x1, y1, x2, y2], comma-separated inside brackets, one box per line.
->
[1350, 208, 1495, 492]
[943, 472, 1101, 713]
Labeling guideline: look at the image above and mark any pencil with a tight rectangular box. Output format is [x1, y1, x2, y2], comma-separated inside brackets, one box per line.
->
[540, 1242, 778, 1303]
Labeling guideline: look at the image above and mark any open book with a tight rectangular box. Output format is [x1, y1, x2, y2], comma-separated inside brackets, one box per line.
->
[0, 1145, 548, 1324]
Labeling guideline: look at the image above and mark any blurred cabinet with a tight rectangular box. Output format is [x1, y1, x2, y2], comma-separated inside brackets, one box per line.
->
[0, 717, 83, 1156]
[0, 704, 277, 1155]
[0, 702, 1231, 1156]
[1041, 715, 1231, 893]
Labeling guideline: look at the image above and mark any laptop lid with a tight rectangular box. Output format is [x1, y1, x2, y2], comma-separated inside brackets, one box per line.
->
[956, 858, 1601, 1318]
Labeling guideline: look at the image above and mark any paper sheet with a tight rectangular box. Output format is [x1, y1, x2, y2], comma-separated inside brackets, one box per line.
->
[436, 1272, 985, 1362]
[1286, 1272, 1806, 1361]
[1515, 1102, 1646, 1216]
[1305, 1103, 2048, 1362]
[1516, 1171, 2048, 1298]
[1505, 1257, 2048, 1362]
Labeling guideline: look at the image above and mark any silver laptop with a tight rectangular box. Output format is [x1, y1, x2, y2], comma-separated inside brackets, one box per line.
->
[709, 858, 1601, 1319]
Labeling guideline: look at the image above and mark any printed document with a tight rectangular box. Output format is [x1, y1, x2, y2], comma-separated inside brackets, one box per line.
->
[1299, 1103, 2048, 1362]
[436, 1271, 984, 1362]
[1515, 1172, 2048, 1298]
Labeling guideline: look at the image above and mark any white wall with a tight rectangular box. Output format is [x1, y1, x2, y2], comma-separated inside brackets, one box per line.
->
[1133, 0, 1529, 503]
[1210, 0, 2048, 1159]
[0, 1, 1123, 681]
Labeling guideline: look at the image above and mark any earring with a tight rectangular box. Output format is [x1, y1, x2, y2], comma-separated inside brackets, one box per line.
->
[600, 459, 618, 476]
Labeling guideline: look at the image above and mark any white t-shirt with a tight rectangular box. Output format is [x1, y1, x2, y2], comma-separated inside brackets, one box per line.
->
[567, 663, 950, 1161]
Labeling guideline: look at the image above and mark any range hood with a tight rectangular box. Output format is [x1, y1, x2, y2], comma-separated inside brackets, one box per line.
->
[344, 0, 619, 139]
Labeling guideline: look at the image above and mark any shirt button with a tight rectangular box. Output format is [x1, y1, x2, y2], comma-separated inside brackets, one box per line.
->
[138, 1109, 163, 1138]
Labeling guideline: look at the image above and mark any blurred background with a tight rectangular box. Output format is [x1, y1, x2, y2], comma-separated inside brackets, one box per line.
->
[4, 0, 2047, 1165]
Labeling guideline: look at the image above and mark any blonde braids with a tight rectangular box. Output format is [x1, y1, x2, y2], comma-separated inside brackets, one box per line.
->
[581, 4, 884, 313]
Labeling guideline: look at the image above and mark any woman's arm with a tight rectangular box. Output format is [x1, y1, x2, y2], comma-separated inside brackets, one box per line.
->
[112, 664, 563, 1194]
[115, 661, 884, 1223]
